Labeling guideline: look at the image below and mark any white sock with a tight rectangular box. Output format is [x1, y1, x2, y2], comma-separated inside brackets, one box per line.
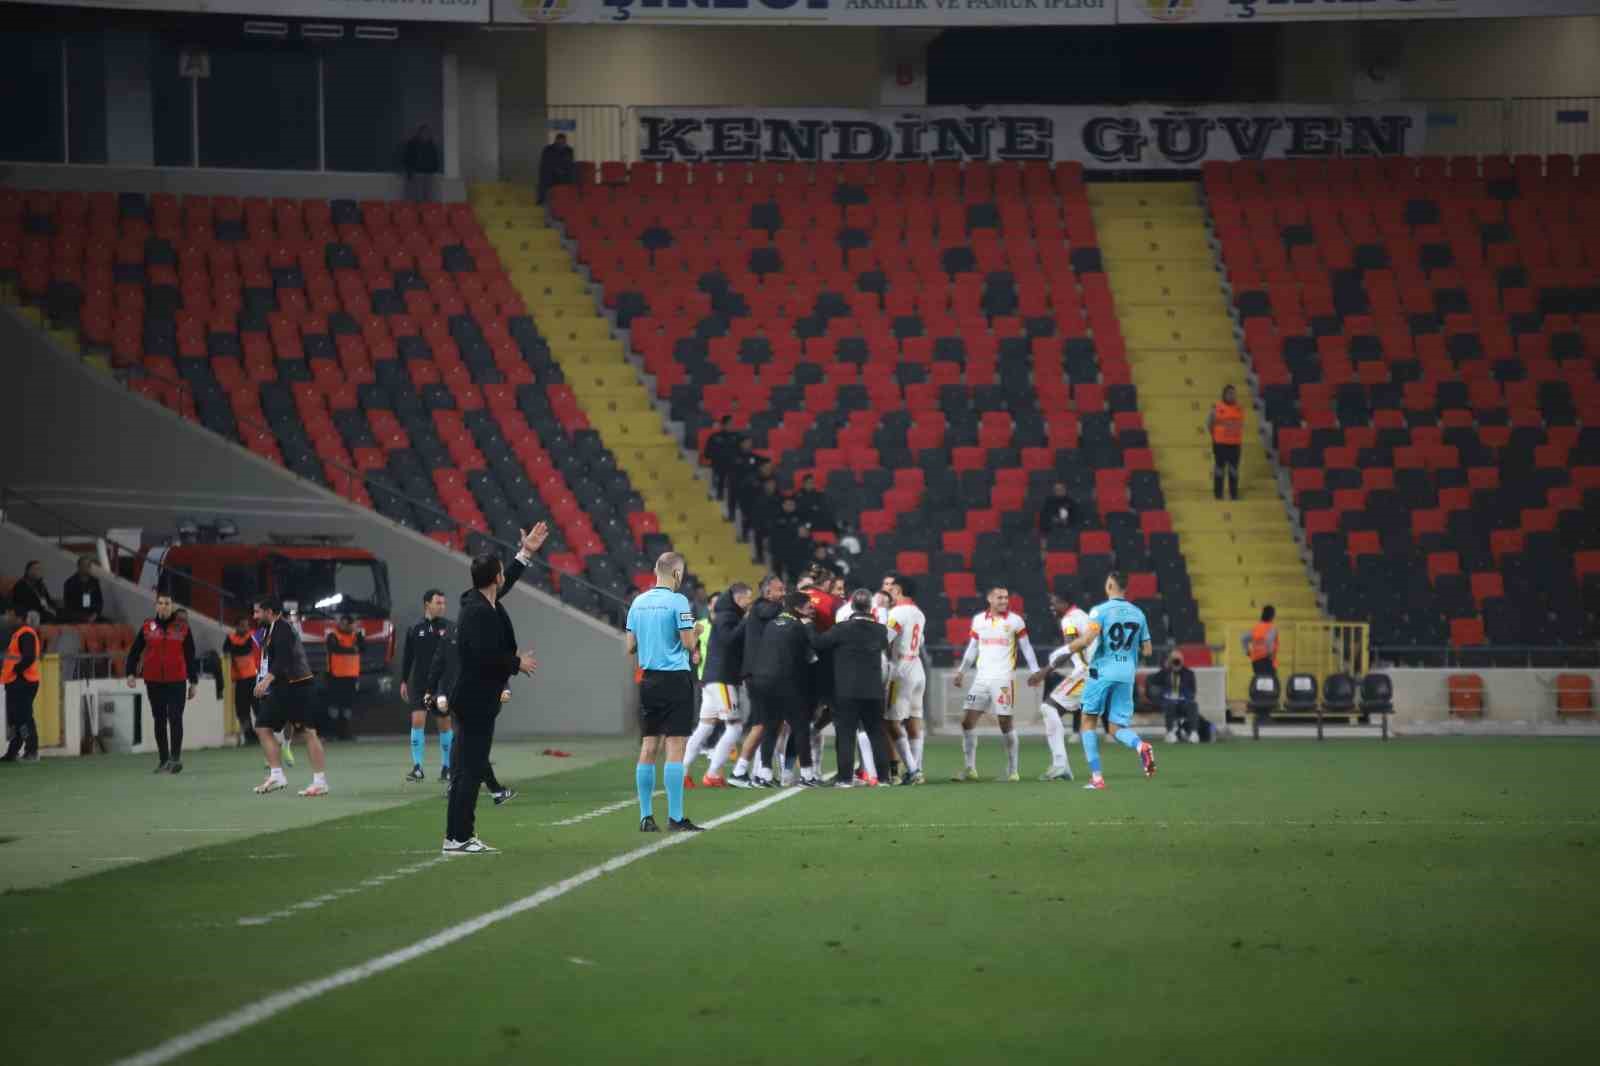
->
[684, 720, 717, 766]
[773, 722, 791, 765]
[1042, 709, 1067, 768]
[912, 734, 925, 771]
[856, 731, 877, 779]
[810, 728, 824, 773]
[753, 744, 767, 773]
[962, 728, 977, 771]
[801, 765, 817, 782]
[269, 767, 286, 781]
[733, 756, 750, 777]
[709, 722, 743, 776]
[1003, 730, 1020, 776]
[894, 735, 914, 774]
[312, 771, 327, 787]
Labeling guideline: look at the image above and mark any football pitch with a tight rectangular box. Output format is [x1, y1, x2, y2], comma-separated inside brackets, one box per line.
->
[2, 737, 1597, 1066]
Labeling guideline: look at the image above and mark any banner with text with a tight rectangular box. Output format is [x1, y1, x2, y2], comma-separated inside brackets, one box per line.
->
[634, 105, 1428, 168]
[1116, 0, 1600, 24]
[0, 0, 489, 21]
[493, 0, 1114, 25]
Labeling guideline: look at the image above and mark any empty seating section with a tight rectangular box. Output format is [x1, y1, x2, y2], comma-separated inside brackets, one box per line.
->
[1209, 155, 1600, 654]
[0, 188, 672, 619]
[549, 161, 1203, 655]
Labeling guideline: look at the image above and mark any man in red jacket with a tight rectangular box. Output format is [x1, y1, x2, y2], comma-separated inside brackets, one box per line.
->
[125, 593, 197, 774]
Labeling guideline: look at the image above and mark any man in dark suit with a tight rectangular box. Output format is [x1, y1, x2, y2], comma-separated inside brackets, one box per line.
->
[727, 574, 785, 787]
[442, 523, 547, 856]
[810, 588, 891, 787]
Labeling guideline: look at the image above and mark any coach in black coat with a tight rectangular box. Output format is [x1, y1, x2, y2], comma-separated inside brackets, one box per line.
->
[443, 524, 546, 854]
[810, 588, 892, 784]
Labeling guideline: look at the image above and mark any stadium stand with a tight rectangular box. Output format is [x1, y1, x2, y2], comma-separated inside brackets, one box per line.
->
[1089, 182, 1322, 698]
[1210, 155, 1600, 661]
[0, 186, 686, 621]
[548, 161, 1206, 658]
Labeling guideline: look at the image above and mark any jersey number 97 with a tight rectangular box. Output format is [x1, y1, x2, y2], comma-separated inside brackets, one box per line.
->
[1105, 621, 1140, 652]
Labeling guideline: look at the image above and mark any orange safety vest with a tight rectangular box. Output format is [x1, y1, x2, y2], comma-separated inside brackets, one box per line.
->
[1248, 621, 1277, 665]
[1, 625, 41, 684]
[225, 634, 259, 682]
[1212, 402, 1244, 446]
[327, 630, 361, 679]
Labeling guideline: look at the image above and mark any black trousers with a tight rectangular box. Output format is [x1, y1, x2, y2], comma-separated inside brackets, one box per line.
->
[1252, 658, 1277, 678]
[233, 679, 258, 743]
[833, 696, 888, 783]
[1212, 442, 1241, 500]
[4, 681, 38, 758]
[1162, 699, 1200, 736]
[751, 680, 811, 769]
[147, 681, 187, 762]
[446, 705, 498, 842]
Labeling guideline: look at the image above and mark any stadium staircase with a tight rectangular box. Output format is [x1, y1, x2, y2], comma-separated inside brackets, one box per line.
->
[1207, 154, 1600, 662]
[1092, 183, 1321, 700]
[470, 182, 753, 591]
[549, 160, 1210, 661]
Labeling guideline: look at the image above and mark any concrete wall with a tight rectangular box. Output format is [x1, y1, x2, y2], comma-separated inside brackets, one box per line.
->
[451, 29, 548, 183]
[546, 25, 881, 109]
[1387, 669, 1600, 733]
[0, 162, 466, 204]
[1282, 16, 1600, 100]
[0, 310, 631, 736]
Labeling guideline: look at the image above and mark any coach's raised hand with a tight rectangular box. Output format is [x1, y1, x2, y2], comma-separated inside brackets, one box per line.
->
[520, 522, 550, 555]
[518, 650, 539, 676]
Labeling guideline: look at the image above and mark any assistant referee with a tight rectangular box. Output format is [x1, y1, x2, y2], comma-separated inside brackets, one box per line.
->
[626, 551, 703, 834]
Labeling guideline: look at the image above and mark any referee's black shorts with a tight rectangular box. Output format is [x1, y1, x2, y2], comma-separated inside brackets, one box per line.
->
[639, 670, 695, 738]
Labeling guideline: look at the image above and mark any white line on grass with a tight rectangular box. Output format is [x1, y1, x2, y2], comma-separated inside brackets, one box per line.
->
[235, 858, 450, 927]
[743, 818, 1600, 833]
[543, 789, 665, 827]
[110, 787, 802, 1066]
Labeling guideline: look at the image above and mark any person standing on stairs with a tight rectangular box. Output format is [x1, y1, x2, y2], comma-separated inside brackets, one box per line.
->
[1244, 606, 1279, 680]
[1208, 385, 1244, 501]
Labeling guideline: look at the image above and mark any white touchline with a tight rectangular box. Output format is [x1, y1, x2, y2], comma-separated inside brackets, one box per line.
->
[543, 789, 665, 828]
[109, 787, 802, 1066]
[235, 858, 450, 928]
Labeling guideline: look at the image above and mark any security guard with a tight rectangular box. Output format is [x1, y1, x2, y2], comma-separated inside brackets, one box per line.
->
[1, 602, 41, 763]
[223, 616, 261, 745]
[1207, 384, 1244, 501]
[324, 613, 364, 740]
[1243, 605, 1279, 678]
[125, 592, 198, 773]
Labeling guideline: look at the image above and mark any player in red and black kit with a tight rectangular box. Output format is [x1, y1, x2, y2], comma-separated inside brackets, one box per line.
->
[125, 592, 198, 774]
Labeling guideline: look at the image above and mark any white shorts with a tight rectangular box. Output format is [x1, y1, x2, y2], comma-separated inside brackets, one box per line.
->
[886, 661, 926, 722]
[963, 678, 1017, 717]
[1047, 673, 1087, 712]
[699, 681, 744, 723]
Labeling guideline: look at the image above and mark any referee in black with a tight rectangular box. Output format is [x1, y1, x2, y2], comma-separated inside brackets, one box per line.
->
[441, 523, 546, 856]
[626, 551, 703, 833]
[811, 588, 892, 787]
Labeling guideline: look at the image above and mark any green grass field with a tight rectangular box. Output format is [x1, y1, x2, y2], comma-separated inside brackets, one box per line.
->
[3, 736, 1597, 1066]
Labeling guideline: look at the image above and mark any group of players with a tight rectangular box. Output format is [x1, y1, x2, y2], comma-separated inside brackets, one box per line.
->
[683, 564, 1159, 791]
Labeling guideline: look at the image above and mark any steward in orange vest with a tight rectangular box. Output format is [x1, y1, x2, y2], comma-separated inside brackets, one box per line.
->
[1242, 606, 1279, 678]
[224, 618, 262, 745]
[1, 601, 41, 762]
[324, 615, 365, 740]
[1208, 384, 1244, 501]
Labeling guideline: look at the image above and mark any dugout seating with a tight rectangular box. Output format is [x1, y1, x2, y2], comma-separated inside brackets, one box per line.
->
[0, 188, 679, 620]
[1208, 156, 1600, 660]
[549, 162, 1203, 654]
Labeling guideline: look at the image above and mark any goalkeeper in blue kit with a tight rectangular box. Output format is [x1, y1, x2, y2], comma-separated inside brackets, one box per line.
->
[1059, 571, 1156, 790]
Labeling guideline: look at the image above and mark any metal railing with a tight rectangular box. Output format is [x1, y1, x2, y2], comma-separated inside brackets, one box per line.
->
[1, 484, 244, 618]
[539, 98, 1600, 166]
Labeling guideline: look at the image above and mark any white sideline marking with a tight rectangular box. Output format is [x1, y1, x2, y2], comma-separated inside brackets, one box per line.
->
[111, 788, 802, 1066]
[235, 858, 449, 927]
[751, 818, 1600, 833]
[541, 789, 665, 828]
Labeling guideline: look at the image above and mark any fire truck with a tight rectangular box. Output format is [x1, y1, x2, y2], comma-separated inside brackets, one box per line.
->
[131, 534, 395, 693]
